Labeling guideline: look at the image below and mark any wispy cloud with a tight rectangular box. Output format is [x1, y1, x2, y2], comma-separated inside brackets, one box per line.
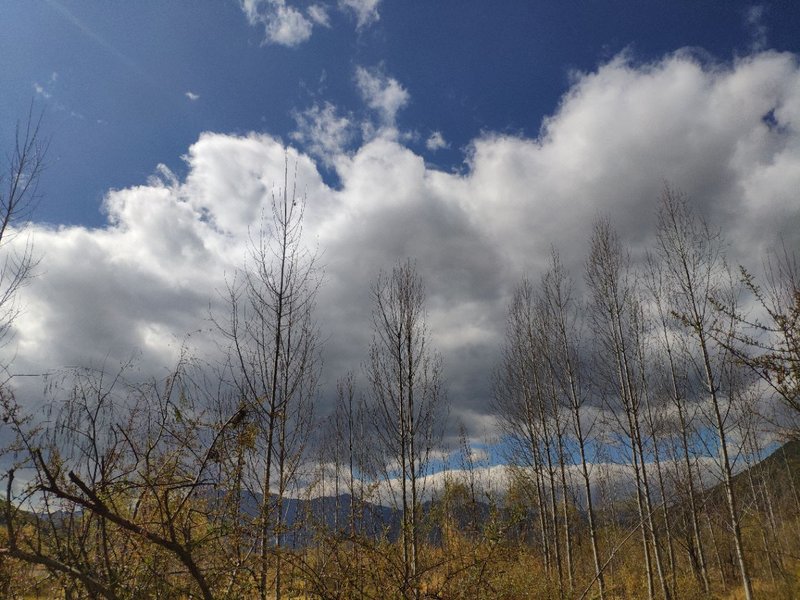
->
[339, 0, 380, 29]
[291, 101, 354, 166]
[426, 131, 449, 151]
[240, 0, 314, 47]
[33, 83, 52, 100]
[240, 0, 378, 45]
[745, 5, 768, 51]
[33, 72, 58, 100]
[355, 66, 409, 128]
[307, 4, 330, 27]
[185, 91, 200, 101]
[33, 71, 84, 119]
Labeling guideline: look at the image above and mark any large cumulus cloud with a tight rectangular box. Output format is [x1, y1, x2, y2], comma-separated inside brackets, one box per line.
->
[4, 50, 800, 438]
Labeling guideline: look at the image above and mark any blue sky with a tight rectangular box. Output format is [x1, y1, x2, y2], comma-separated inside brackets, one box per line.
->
[1, 1, 800, 441]
[3, 1, 798, 226]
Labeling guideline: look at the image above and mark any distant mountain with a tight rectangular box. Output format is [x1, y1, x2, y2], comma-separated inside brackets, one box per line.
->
[231, 491, 402, 547]
[236, 490, 493, 547]
[693, 438, 800, 520]
[730, 438, 800, 503]
[15, 441, 798, 547]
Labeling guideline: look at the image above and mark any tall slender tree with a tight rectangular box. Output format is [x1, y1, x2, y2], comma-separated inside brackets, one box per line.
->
[217, 158, 320, 600]
[368, 259, 446, 600]
[540, 249, 606, 600]
[493, 278, 562, 587]
[644, 250, 710, 593]
[585, 218, 670, 600]
[654, 187, 753, 600]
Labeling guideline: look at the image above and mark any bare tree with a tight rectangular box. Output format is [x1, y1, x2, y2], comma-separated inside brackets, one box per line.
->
[654, 187, 753, 600]
[333, 371, 374, 542]
[335, 371, 372, 598]
[0, 109, 45, 365]
[719, 242, 800, 430]
[633, 296, 680, 595]
[296, 371, 379, 600]
[540, 249, 606, 600]
[493, 277, 563, 589]
[644, 249, 710, 593]
[585, 218, 671, 600]
[367, 259, 446, 600]
[216, 158, 320, 600]
[0, 357, 251, 600]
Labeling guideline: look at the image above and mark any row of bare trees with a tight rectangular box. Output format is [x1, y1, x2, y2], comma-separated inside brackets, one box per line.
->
[494, 187, 800, 599]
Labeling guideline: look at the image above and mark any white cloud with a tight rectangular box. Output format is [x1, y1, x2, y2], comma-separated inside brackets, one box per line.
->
[240, 0, 379, 46]
[307, 4, 330, 27]
[339, 0, 380, 29]
[426, 131, 449, 151]
[4, 50, 800, 441]
[267, 4, 313, 46]
[291, 102, 354, 166]
[240, 0, 314, 47]
[355, 66, 409, 127]
[5, 133, 328, 380]
[185, 91, 200, 101]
